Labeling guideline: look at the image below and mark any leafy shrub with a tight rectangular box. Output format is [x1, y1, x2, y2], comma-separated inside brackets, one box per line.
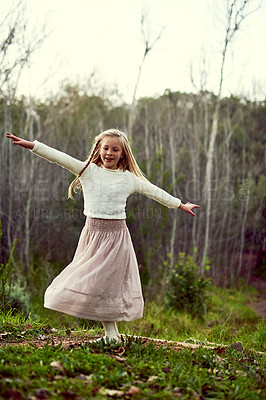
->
[8, 280, 30, 315]
[0, 221, 17, 309]
[0, 221, 29, 314]
[164, 249, 211, 316]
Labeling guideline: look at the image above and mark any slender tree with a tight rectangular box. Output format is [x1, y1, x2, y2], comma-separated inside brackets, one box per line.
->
[0, 0, 47, 93]
[201, 0, 261, 272]
[128, 8, 165, 139]
[0, 0, 47, 260]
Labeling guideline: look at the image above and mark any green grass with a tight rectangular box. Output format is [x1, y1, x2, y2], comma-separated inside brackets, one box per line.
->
[119, 286, 264, 352]
[0, 285, 265, 399]
[0, 336, 265, 399]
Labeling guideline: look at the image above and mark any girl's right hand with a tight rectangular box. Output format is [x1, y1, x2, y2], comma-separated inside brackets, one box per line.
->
[6, 132, 34, 150]
[179, 201, 200, 216]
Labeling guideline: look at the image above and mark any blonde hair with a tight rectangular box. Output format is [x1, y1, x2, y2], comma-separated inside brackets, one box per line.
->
[68, 129, 146, 199]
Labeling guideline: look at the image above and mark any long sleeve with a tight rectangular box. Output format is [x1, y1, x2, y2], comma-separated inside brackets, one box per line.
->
[131, 175, 181, 209]
[31, 140, 86, 176]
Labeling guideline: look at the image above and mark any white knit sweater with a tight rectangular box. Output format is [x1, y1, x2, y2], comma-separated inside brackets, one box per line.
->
[31, 140, 181, 219]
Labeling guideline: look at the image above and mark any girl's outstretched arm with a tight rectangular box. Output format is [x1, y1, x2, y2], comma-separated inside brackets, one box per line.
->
[7, 131, 85, 176]
[179, 202, 200, 216]
[6, 132, 34, 149]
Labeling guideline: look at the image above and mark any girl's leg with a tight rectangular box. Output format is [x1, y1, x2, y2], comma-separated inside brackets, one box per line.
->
[101, 321, 120, 341]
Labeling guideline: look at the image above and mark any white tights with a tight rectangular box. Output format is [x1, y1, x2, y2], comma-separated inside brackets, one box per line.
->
[102, 321, 120, 340]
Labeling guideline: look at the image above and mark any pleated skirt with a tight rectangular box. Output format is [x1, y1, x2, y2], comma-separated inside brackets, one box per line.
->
[44, 218, 144, 321]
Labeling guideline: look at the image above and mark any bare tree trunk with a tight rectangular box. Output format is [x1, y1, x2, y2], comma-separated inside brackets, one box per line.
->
[191, 106, 201, 250]
[4, 99, 14, 251]
[24, 103, 40, 271]
[201, 104, 219, 272]
[24, 108, 34, 271]
[128, 9, 165, 139]
[144, 105, 151, 177]
[168, 109, 178, 270]
[169, 130, 177, 271]
[157, 127, 164, 187]
[0, 0, 47, 92]
[0, 0, 46, 265]
[217, 111, 234, 282]
[200, 0, 257, 271]
[237, 177, 250, 282]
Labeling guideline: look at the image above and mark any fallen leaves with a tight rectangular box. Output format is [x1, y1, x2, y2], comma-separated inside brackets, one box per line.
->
[76, 373, 93, 383]
[126, 386, 140, 395]
[1, 331, 264, 400]
[34, 388, 50, 399]
[229, 342, 243, 352]
[98, 387, 124, 397]
[98, 385, 140, 398]
[0, 332, 239, 354]
[0, 323, 58, 345]
[2, 390, 24, 400]
[50, 360, 64, 373]
[114, 356, 126, 362]
[146, 375, 158, 385]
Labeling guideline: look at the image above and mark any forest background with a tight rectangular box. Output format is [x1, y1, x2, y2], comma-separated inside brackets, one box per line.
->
[0, 0, 265, 320]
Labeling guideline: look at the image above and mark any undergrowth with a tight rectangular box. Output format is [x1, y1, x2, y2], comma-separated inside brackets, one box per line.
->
[0, 284, 264, 350]
[0, 285, 265, 399]
[0, 334, 265, 399]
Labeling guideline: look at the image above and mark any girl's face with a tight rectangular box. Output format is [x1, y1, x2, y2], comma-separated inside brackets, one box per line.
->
[100, 136, 124, 169]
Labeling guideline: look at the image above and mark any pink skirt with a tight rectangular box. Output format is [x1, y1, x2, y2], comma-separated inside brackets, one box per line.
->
[44, 218, 144, 321]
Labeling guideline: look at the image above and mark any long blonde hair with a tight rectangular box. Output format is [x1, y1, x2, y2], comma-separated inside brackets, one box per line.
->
[68, 129, 146, 199]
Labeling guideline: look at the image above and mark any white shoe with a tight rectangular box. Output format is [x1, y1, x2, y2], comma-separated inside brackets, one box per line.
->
[96, 335, 121, 344]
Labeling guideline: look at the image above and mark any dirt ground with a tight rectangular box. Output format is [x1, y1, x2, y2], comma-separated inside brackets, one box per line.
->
[0, 332, 236, 351]
[248, 275, 266, 319]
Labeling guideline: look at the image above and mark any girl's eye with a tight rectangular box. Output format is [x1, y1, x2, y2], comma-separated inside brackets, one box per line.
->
[103, 147, 120, 152]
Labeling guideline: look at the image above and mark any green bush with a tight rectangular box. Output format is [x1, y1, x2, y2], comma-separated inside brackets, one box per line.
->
[164, 249, 211, 316]
[0, 221, 17, 310]
[0, 221, 29, 315]
[8, 280, 30, 315]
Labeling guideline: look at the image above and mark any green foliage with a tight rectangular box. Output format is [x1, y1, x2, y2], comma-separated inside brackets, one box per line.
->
[0, 289, 264, 399]
[0, 221, 17, 310]
[0, 221, 31, 315]
[7, 280, 30, 315]
[120, 292, 263, 351]
[164, 249, 211, 316]
[0, 310, 51, 340]
[0, 329, 265, 399]
[2, 90, 265, 288]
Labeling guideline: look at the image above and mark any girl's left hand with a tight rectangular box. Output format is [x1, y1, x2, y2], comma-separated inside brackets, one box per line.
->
[6, 132, 34, 149]
[179, 202, 200, 216]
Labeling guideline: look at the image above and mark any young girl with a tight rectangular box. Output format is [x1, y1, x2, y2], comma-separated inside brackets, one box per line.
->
[6, 130, 199, 342]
